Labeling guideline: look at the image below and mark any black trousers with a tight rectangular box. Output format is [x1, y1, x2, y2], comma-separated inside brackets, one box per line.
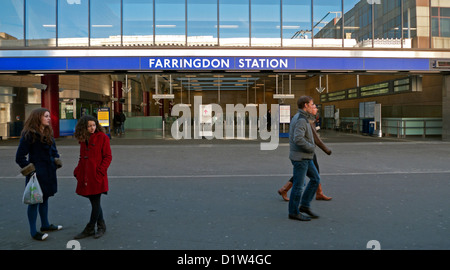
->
[87, 194, 104, 225]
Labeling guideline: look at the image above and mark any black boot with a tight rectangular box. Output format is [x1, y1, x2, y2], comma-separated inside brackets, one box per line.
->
[299, 206, 319, 219]
[74, 223, 95, 239]
[288, 213, 311, 221]
[94, 220, 106, 239]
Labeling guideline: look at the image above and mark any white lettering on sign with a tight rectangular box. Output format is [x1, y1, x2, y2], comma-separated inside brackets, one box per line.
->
[148, 57, 289, 70]
[238, 58, 288, 69]
[149, 58, 230, 69]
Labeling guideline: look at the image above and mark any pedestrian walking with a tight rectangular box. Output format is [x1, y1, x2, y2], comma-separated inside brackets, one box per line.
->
[15, 108, 63, 241]
[278, 104, 332, 201]
[288, 96, 321, 221]
[73, 115, 112, 239]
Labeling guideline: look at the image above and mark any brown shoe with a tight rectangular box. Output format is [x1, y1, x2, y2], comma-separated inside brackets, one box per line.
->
[316, 184, 332, 201]
[278, 181, 293, 201]
[74, 223, 95, 239]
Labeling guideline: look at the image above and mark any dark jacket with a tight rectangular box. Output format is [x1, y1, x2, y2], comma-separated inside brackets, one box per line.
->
[119, 112, 126, 122]
[73, 131, 112, 196]
[289, 109, 315, 161]
[16, 133, 60, 198]
[308, 115, 332, 155]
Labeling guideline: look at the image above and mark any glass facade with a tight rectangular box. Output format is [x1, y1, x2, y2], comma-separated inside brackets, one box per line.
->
[58, 0, 89, 46]
[219, 0, 249, 46]
[313, 0, 343, 47]
[251, 0, 280, 46]
[90, 0, 121, 46]
[26, 0, 56, 47]
[0, 0, 24, 47]
[282, 0, 312, 47]
[188, 0, 217, 46]
[155, 0, 185, 45]
[0, 0, 448, 49]
[123, 0, 154, 46]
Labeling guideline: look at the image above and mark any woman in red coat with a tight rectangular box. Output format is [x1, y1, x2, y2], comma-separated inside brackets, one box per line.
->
[73, 115, 112, 239]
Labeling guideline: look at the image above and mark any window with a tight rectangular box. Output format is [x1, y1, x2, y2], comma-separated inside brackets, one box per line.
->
[432, 7, 450, 38]
[0, 87, 14, 104]
[26, 0, 56, 47]
[313, 0, 342, 47]
[0, 0, 24, 47]
[251, 0, 280, 47]
[58, 0, 89, 47]
[282, 0, 312, 47]
[441, 17, 450, 37]
[60, 99, 75, 119]
[90, 0, 121, 46]
[187, 0, 217, 46]
[343, 0, 361, 46]
[373, 0, 402, 48]
[123, 0, 154, 46]
[155, 0, 185, 46]
[219, 0, 249, 46]
[402, 1, 416, 40]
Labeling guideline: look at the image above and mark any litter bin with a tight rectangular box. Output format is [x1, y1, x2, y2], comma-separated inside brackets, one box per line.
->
[362, 119, 373, 135]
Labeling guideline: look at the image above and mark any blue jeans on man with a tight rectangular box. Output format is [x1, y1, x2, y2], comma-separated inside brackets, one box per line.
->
[288, 159, 320, 215]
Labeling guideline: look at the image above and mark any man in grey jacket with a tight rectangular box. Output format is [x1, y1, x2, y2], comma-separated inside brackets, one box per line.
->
[288, 96, 321, 221]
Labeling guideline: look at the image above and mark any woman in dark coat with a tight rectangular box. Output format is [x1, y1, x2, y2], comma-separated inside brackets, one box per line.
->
[73, 115, 112, 239]
[16, 108, 63, 241]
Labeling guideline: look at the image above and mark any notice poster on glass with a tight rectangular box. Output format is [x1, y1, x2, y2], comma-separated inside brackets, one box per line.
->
[199, 104, 212, 124]
[199, 104, 213, 137]
[360, 101, 375, 118]
[324, 105, 335, 118]
[359, 102, 365, 118]
[97, 107, 110, 127]
[279, 105, 291, 123]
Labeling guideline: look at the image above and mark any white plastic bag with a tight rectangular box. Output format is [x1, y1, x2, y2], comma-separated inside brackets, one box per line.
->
[22, 174, 43, 204]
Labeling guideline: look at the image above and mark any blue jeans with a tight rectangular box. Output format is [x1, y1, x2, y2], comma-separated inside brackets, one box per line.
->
[27, 197, 50, 236]
[288, 159, 321, 215]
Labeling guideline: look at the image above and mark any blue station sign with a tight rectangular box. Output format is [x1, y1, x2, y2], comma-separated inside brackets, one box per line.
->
[0, 56, 432, 72]
[147, 57, 293, 70]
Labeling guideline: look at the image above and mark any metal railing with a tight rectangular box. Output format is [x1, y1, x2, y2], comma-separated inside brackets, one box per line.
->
[382, 118, 442, 138]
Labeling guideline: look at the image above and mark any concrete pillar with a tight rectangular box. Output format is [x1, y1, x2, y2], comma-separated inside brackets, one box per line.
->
[41, 74, 59, 138]
[143, 91, 150, 116]
[113, 81, 123, 114]
[443, 75, 450, 141]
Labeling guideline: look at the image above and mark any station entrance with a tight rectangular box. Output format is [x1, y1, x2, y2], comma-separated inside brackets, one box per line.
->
[0, 70, 445, 141]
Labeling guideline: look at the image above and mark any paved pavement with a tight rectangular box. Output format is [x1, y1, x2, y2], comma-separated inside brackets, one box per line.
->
[0, 130, 449, 250]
